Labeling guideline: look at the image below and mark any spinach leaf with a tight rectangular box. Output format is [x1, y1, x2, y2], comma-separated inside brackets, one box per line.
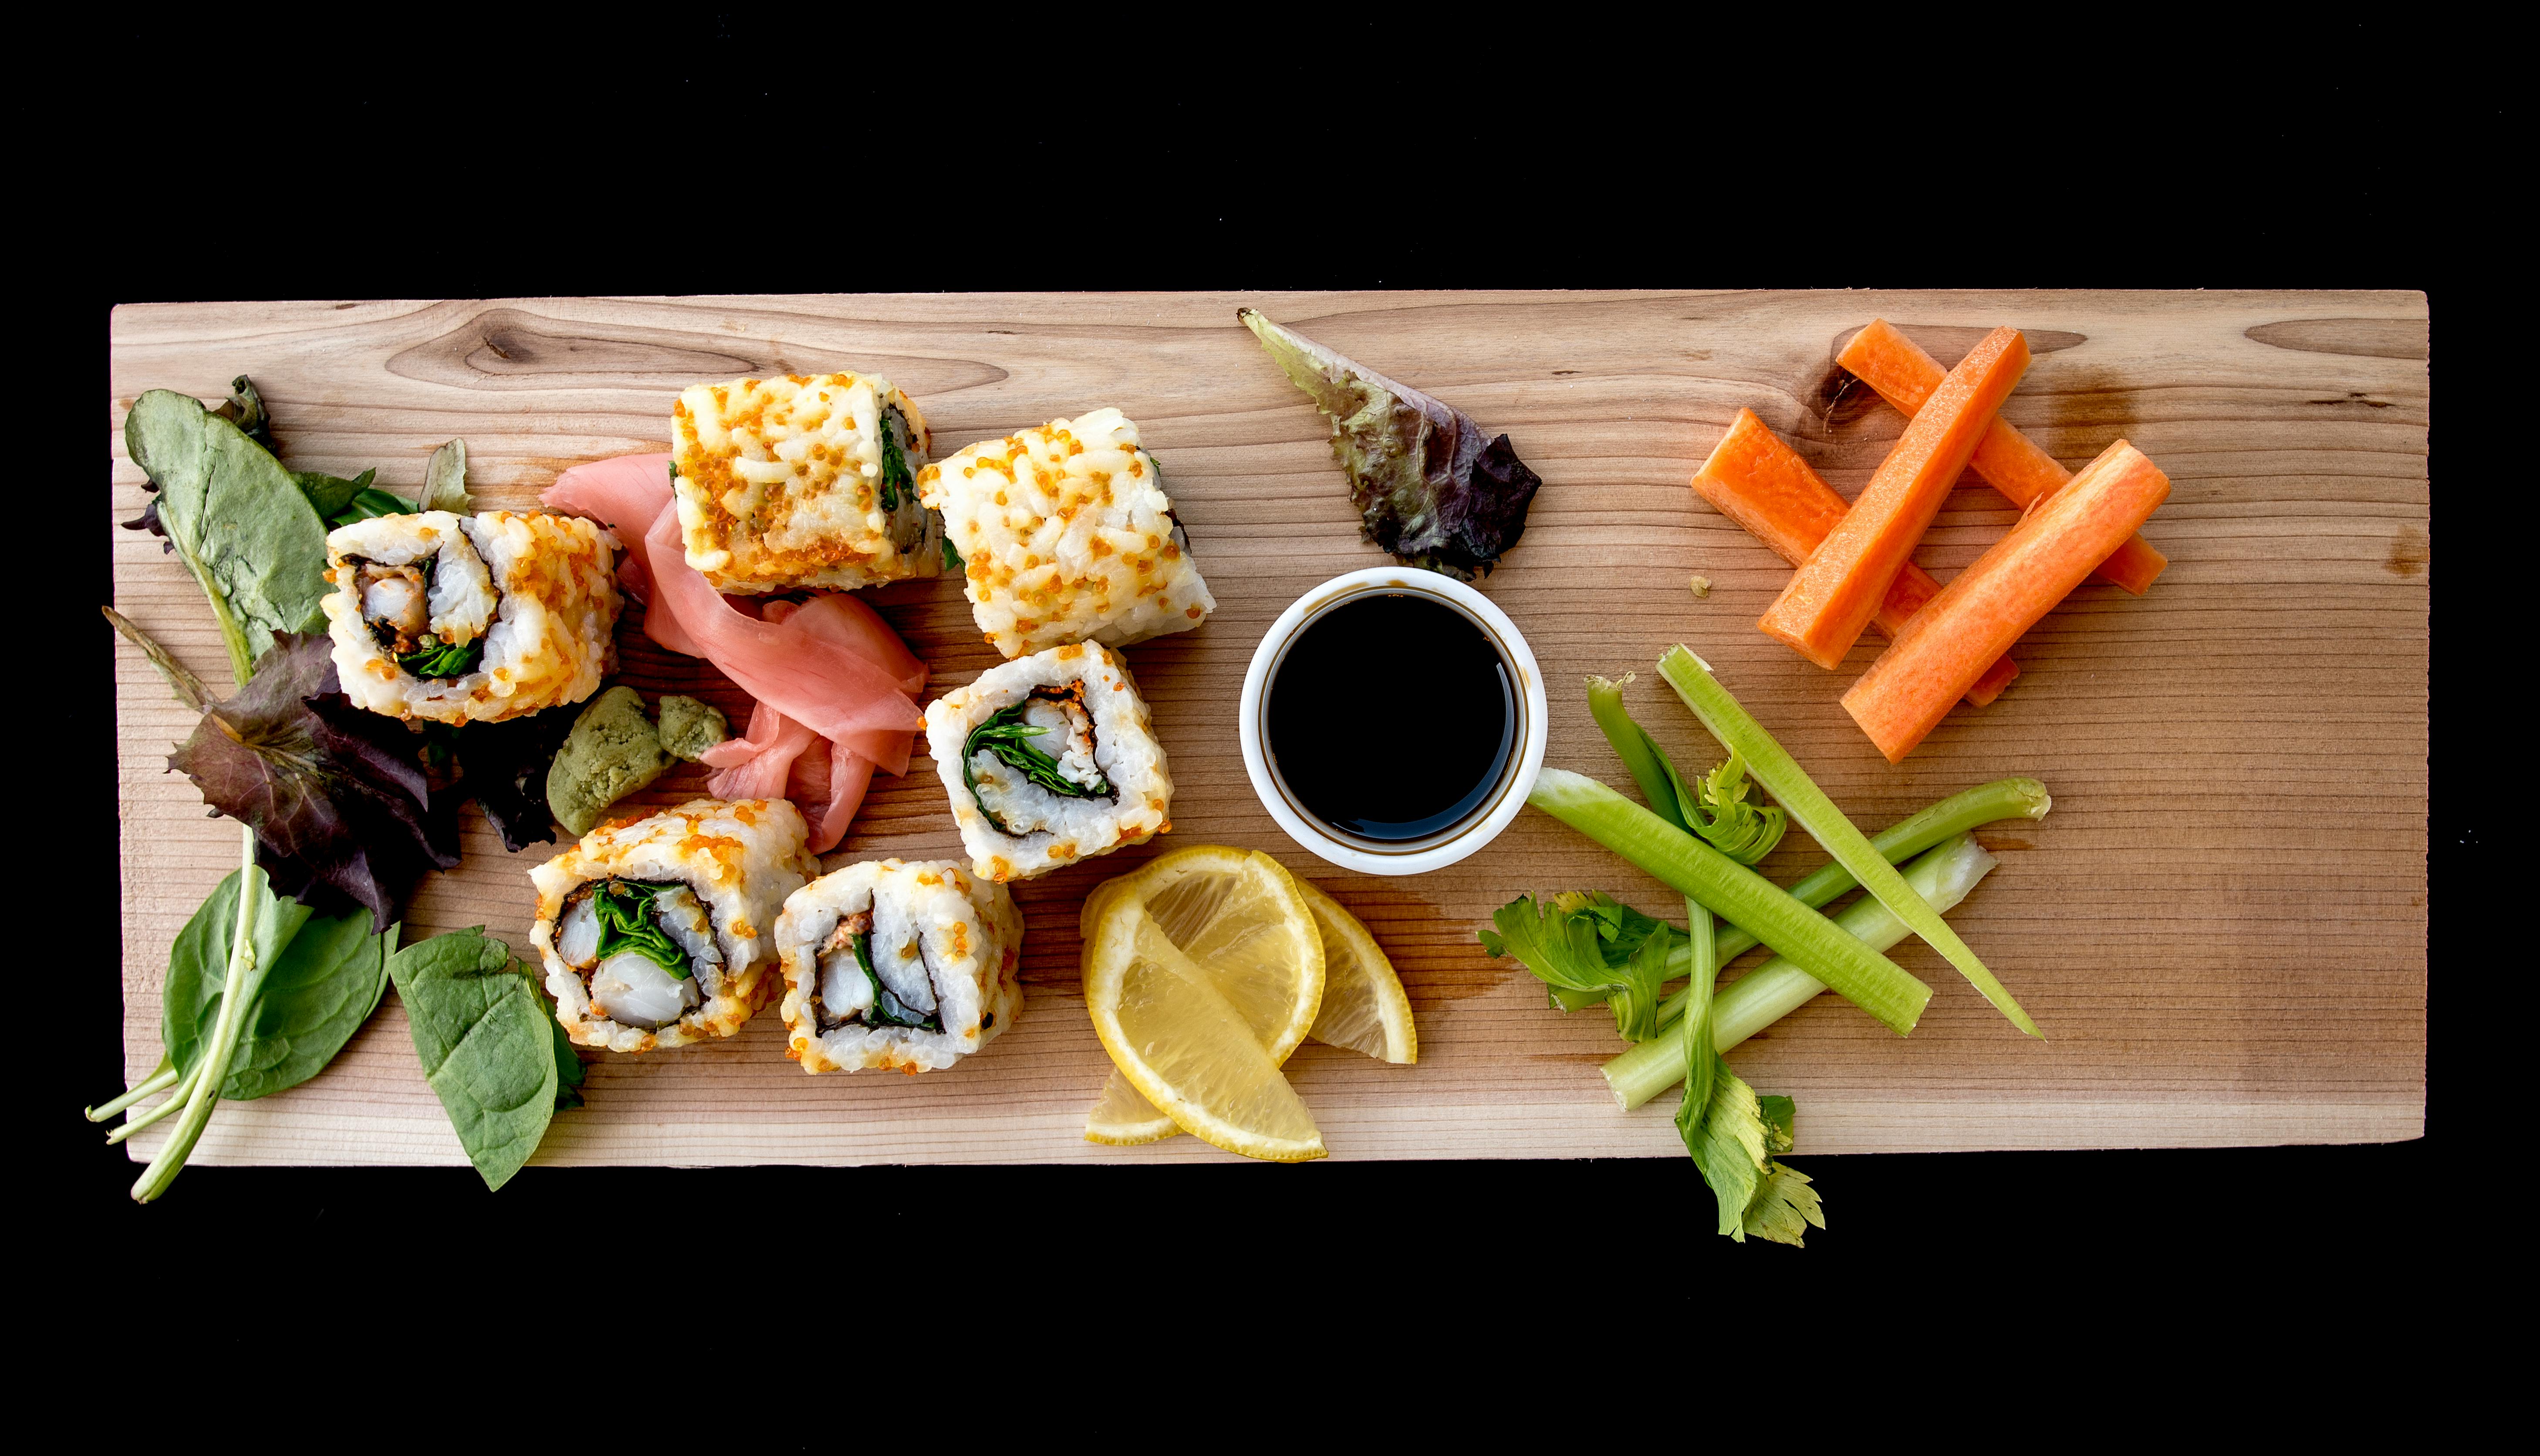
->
[1239, 308, 1544, 582]
[877, 408, 912, 511]
[591, 881, 690, 977]
[334, 485, 416, 523]
[387, 928, 565, 1191]
[164, 872, 399, 1101]
[396, 635, 485, 679]
[122, 388, 336, 677]
[292, 467, 377, 522]
[550, 1017, 586, 1112]
[163, 869, 314, 1086]
[965, 702, 1111, 798]
[169, 632, 463, 930]
[415, 439, 472, 514]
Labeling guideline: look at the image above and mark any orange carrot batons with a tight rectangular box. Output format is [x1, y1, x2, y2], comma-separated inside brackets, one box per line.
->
[1842, 440, 2173, 763]
[1837, 320, 2168, 594]
[1689, 409, 2017, 706]
[1758, 326, 2030, 671]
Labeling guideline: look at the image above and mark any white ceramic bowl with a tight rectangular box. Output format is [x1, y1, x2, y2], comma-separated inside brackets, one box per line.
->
[1239, 567, 1548, 876]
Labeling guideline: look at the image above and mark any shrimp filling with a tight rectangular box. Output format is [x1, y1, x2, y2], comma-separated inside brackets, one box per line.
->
[557, 880, 722, 1030]
[811, 905, 945, 1034]
[346, 546, 490, 680]
[962, 684, 1115, 837]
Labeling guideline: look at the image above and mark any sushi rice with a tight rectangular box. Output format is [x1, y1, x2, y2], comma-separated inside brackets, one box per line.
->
[923, 642, 1172, 883]
[917, 408, 1213, 659]
[322, 509, 621, 724]
[530, 798, 819, 1054]
[773, 858, 1025, 1074]
[671, 372, 941, 593]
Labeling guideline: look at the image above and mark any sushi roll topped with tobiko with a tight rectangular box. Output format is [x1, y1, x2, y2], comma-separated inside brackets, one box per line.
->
[922, 642, 1173, 883]
[917, 408, 1214, 659]
[321, 509, 621, 724]
[671, 373, 942, 594]
[530, 799, 818, 1054]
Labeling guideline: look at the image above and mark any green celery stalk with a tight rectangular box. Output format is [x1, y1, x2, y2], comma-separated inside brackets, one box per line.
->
[1586, 674, 1691, 832]
[1605, 833, 2001, 1109]
[1657, 645, 2042, 1039]
[1544, 776, 2050, 1014]
[1527, 768, 1932, 1036]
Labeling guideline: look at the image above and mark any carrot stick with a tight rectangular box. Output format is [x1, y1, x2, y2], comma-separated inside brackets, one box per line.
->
[1690, 409, 2018, 706]
[1758, 326, 2030, 671]
[1838, 320, 2168, 595]
[1842, 440, 2173, 763]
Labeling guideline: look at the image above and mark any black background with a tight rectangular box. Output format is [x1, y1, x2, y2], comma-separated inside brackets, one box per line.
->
[39, 13, 2481, 1400]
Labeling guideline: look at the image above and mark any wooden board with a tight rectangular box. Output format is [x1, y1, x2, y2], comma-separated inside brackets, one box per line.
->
[106, 292, 2429, 1168]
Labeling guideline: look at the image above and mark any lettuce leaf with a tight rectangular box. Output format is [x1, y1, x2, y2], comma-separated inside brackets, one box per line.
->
[167, 633, 462, 930]
[1240, 308, 1542, 581]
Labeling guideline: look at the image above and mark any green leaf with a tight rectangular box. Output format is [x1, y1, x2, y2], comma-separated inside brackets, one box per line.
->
[122, 388, 336, 672]
[876, 409, 912, 512]
[334, 485, 415, 523]
[961, 701, 1111, 830]
[549, 1017, 585, 1112]
[1239, 308, 1543, 582]
[292, 467, 375, 521]
[386, 928, 564, 1191]
[591, 880, 690, 976]
[1479, 892, 1673, 1042]
[223, 912, 398, 1101]
[163, 869, 315, 1085]
[942, 535, 965, 573]
[1684, 752, 1788, 866]
[415, 439, 472, 514]
[396, 634, 485, 679]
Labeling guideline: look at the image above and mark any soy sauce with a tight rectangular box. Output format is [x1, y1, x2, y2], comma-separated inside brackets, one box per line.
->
[1266, 593, 1516, 843]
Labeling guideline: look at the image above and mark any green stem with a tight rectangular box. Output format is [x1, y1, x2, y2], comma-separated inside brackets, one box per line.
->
[1528, 768, 1932, 1036]
[1586, 674, 1689, 832]
[86, 1055, 182, 1121]
[106, 1069, 203, 1144]
[129, 825, 259, 1203]
[1604, 834, 2002, 1110]
[1658, 645, 2042, 1038]
[176, 542, 256, 688]
[1543, 776, 2050, 1013]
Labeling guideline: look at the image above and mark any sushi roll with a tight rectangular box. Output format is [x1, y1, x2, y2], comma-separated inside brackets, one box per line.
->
[773, 859, 1025, 1074]
[529, 798, 819, 1054]
[322, 510, 621, 725]
[671, 372, 941, 593]
[916, 408, 1214, 659]
[922, 642, 1172, 883]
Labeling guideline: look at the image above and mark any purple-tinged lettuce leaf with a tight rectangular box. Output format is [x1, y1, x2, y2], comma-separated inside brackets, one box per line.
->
[168, 633, 460, 930]
[1240, 308, 1543, 581]
[453, 706, 578, 852]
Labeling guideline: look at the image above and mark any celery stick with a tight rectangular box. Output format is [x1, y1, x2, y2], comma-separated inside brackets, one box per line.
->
[1586, 674, 1689, 832]
[1604, 834, 2000, 1109]
[1544, 775, 2049, 1016]
[1527, 768, 1932, 1036]
[1657, 646, 2042, 1039]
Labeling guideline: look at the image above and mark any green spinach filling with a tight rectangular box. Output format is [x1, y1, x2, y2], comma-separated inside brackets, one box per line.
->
[591, 880, 692, 979]
[846, 930, 941, 1031]
[397, 634, 485, 679]
[877, 406, 914, 512]
[963, 698, 1112, 822]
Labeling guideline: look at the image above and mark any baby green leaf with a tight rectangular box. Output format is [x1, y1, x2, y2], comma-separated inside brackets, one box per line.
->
[122, 387, 336, 677]
[292, 467, 378, 522]
[163, 869, 315, 1086]
[332, 485, 416, 523]
[181, 903, 399, 1102]
[550, 1018, 586, 1112]
[415, 439, 472, 514]
[387, 928, 565, 1191]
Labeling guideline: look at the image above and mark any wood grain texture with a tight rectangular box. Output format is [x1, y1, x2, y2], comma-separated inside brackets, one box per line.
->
[106, 292, 2429, 1168]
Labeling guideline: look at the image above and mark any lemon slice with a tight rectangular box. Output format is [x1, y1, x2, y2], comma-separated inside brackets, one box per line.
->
[1296, 880, 1417, 1065]
[1080, 845, 1325, 1058]
[1082, 890, 1327, 1161]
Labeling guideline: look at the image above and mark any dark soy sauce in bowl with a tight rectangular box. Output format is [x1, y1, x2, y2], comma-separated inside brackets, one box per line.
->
[1265, 593, 1517, 843]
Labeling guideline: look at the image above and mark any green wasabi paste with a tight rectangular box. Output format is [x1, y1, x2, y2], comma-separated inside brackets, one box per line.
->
[547, 686, 673, 835]
[655, 694, 730, 763]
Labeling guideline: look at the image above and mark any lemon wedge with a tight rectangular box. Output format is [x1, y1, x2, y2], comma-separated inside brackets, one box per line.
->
[1081, 846, 1416, 1146]
[1078, 846, 1327, 1160]
[1296, 880, 1417, 1065]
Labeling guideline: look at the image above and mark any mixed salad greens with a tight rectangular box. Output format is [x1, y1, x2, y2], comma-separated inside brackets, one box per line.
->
[93, 380, 583, 1199]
